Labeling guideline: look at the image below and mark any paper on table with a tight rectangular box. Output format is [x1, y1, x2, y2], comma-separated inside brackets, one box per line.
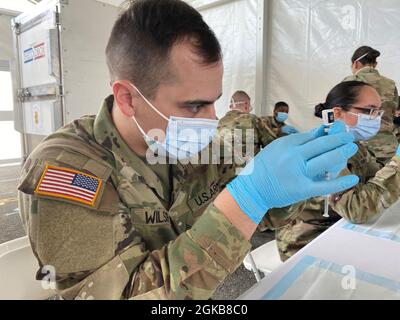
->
[262, 256, 400, 300]
[342, 200, 400, 243]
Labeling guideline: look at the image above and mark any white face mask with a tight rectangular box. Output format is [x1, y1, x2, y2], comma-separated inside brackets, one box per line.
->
[130, 84, 219, 160]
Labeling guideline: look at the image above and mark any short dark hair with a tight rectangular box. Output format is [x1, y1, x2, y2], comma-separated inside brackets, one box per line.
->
[232, 90, 250, 101]
[106, 0, 222, 98]
[351, 46, 381, 65]
[314, 81, 371, 118]
[274, 101, 289, 110]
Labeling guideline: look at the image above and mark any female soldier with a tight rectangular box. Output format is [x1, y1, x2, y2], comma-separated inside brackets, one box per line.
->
[343, 46, 399, 165]
[276, 81, 400, 261]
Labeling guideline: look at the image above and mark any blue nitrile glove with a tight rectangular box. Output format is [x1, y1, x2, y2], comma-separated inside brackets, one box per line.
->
[281, 125, 299, 135]
[397, 145, 400, 157]
[226, 121, 359, 224]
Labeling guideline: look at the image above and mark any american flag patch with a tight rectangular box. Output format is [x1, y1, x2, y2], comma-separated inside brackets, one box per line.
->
[35, 165, 102, 206]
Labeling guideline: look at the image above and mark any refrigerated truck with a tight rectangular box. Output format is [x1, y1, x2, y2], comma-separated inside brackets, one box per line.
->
[11, 0, 119, 160]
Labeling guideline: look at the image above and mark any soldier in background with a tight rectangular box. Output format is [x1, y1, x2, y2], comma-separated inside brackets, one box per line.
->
[343, 46, 399, 166]
[276, 81, 400, 261]
[218, 90, 276, 156]
[260, 101, 299, 137]
[228, 90, 253, 114]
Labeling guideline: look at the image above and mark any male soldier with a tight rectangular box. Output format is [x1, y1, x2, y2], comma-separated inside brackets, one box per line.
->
[229, 90, 253, 113]
[18, 0, 358, 300]
[218, 90, 276, 155]
[343, 46, 399, 165]
[260, 101, 299, 137]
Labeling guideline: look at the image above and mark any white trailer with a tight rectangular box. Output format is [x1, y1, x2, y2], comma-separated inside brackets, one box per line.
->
[11, 0, 119, 159]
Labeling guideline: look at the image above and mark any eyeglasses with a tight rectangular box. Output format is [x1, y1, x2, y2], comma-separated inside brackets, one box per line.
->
[348, 105, 384, 120]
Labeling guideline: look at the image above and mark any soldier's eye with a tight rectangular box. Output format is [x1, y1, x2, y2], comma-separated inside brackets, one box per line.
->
[187, 105, 204, 113]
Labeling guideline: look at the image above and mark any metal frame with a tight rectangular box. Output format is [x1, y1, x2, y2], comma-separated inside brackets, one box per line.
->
[247, 253, 262, 282]
[11, 15, 27, 160]
[255, 0, 269, 116]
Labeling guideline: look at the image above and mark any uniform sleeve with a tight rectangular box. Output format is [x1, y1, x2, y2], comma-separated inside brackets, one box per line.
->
[129, 203, 251, 299]
[18, 190, 251, 300]
[330, 156, 400, 224]
[260, 201, 307, 230]
[255, 116, 277, 147]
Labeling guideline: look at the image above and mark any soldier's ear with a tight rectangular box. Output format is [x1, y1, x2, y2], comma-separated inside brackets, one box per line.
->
[351, 61, 359, 73]
[356, 61, 364, 70]
[112, 81, 137, 117]
[332, 106, 343, 120]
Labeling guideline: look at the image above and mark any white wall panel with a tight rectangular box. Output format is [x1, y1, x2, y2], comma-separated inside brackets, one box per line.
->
[197, 0, 258, 118]
[266, 0, 400, 131]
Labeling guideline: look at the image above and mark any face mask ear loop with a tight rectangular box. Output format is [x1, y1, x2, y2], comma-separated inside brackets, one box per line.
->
[346, 111, 361, 127]
[132, 116, 149, 137]
[130, 84, 169, 122]
[231, 98, 237, 109]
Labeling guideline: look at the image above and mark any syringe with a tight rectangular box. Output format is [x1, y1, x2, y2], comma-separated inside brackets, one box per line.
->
[321, 109, 335, 219]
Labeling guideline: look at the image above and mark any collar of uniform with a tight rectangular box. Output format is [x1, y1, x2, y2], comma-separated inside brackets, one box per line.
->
[93, 95, 166, 201]
[172, 133, 225, 184]
[356, 66, 379, 76]
[229, 109, 245, 114]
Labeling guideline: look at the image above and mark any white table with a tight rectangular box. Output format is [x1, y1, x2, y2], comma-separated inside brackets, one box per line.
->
[239, 200, 400, 300]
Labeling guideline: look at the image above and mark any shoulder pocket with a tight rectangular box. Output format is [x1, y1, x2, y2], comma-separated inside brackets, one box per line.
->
[19, 151, 119, 215]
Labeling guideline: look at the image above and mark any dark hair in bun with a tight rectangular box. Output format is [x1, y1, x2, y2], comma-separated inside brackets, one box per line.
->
[314, 81, 372, 118]
[351, 46, 381, 65]
[314, 103, 326, 118]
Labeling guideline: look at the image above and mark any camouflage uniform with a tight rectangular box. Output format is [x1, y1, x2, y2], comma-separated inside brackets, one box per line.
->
[18, 96, 295, 300]
[276, 143, 400, 261]
[343, 67, 399, 165]
[219, 110, 277, 150]
[259, 115, 287, 138]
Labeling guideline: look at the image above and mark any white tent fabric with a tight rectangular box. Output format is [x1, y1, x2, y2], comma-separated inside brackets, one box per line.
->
[195, 0, 258, 119]
[265, 0, 400, 131]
